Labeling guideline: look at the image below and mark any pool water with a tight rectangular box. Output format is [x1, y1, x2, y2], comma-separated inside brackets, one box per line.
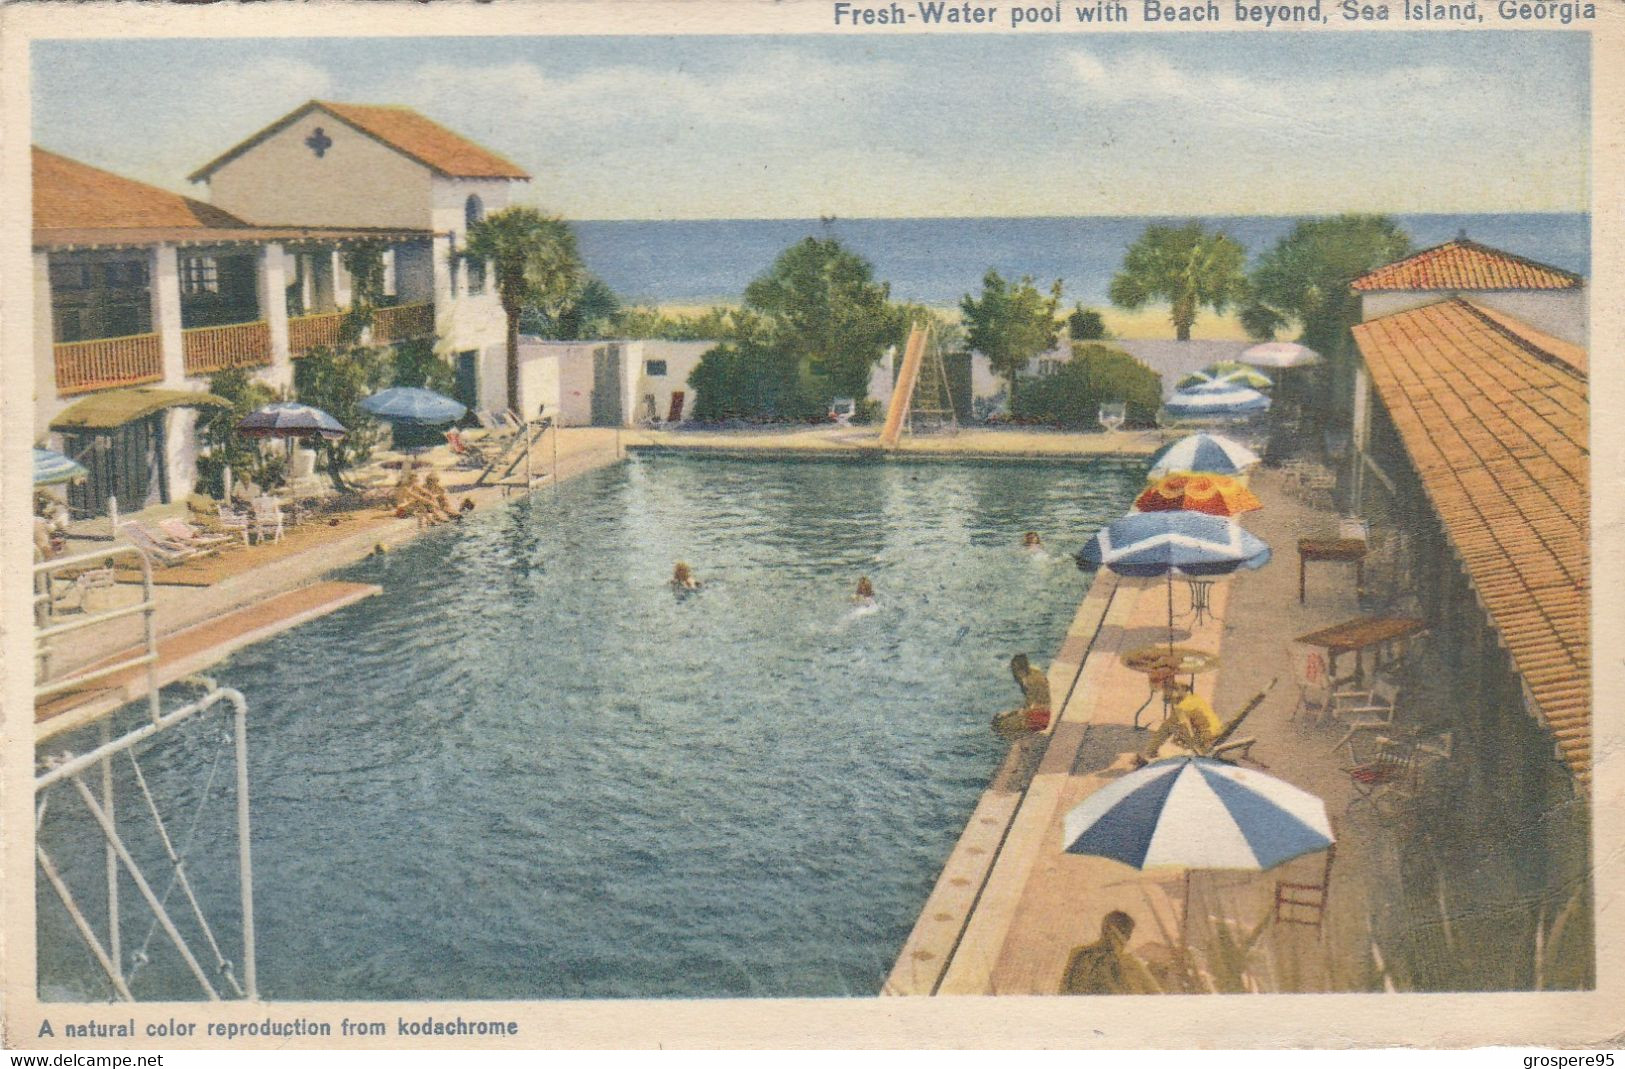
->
[38, 454, 1143, 1001]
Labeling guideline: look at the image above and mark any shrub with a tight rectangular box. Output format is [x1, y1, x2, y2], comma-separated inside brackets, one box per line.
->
[1012, 342, 1163, 429]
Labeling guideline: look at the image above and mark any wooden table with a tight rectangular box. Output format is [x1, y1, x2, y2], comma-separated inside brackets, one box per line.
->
[1121, 645, 1220, 728]
[1295, 615, 1426, 685]
[1298, 537, 1368, 603]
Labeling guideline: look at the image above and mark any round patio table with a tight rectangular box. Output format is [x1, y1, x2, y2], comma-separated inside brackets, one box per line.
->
[1121, 645, 1220, 728]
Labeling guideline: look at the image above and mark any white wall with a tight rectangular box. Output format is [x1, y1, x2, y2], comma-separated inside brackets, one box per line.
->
[204, 109, 434, 229]
[630, 340, 712, 424]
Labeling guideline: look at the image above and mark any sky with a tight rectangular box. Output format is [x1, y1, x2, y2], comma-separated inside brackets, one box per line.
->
[31, 32, 1589, 220]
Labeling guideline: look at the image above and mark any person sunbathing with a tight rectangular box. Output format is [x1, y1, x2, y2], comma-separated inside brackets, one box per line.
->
[992, 653, 1052, 734]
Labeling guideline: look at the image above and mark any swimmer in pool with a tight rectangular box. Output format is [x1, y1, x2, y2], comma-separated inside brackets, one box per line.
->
[853, 576, 876, 604]
[671, 561, 701, 591]
[1023, 530, 1044, 550]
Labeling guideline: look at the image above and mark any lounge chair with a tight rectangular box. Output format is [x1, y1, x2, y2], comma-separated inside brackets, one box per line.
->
[160, 518, 237, 553]
[252, 496, 285, 544]
[216, 505, 255, 546]
[445, 428, 495, 470]
[118, 521, 199, 567]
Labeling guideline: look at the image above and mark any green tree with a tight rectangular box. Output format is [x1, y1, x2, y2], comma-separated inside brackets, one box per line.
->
[390, 336, 457, 395]
[960, 270, 1062, 403]
[1067, 304, 1108, 341]
[523, 275, 623, 340]
[293, 343, 393, 489]
[193, 368, 278, 497]
[340, 242, 388, 342]
[1241, 214, 1413, 355]
[1012, 343, 1163, 429]
[462, 208, 585, 412]
[742, 237, 907, 407]
[1108, 222, 1249, 342]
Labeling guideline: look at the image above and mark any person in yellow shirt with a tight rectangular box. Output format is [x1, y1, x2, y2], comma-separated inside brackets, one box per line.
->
[1139, 677, 1223, 761]
[992, 654, 1052, 734]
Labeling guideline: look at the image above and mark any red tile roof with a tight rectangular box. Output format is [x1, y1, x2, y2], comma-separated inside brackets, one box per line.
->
[1353, 299, 1589, 789]
[34, 147, 247, 232]
[1351, 239, 1583, 292]
[189, 101, 530, 183]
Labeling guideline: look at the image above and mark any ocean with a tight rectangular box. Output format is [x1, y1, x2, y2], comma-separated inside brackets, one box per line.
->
[571, 213, 1590, 308]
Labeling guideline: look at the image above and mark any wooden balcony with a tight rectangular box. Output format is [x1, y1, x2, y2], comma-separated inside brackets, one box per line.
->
[288, 311, 345, 357]
[371, 301, 434, 344]
[54, 333, 164, 396]
[182, 321, 272, 377]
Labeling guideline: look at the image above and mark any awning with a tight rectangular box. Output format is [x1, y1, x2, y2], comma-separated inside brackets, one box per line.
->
[50, 387, 231, 432]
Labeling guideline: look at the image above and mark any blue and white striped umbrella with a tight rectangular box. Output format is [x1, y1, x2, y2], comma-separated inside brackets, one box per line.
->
[361, 387, 467, 427]
[1063, 756, 1334, 872]
[1165, 381, 1271, 420]
[236, 401, 347, 441]
[1075, 511, 1271, 578]
[33, 447, 87, 486]
[1148, 433, 1261, 479]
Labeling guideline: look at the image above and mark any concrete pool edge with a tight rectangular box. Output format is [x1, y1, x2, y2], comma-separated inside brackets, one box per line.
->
[882, 570, 1124, 996]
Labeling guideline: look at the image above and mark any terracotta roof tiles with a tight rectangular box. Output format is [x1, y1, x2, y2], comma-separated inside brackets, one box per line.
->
[1352, 298, 1589, 789]
[34, 147, 247, 232]
[1351, 239, 1583, 293]
[189, 100, 530, 183]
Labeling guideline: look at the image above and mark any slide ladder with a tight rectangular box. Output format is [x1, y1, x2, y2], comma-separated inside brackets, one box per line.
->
[879, 322, 957, 449]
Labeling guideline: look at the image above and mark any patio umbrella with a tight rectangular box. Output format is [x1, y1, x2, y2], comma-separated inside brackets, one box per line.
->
[1063, 756, 1334, 871]
[361, 387, 466, 427]
[1077, 511, 1270, 654]
[1134, 472, 1262, 517]
[235, 401, 347, 442]
[1148, 433, 1261, 480]
[33, 447, 87, 486]
[1240, 341, 1321, 369]
[1176, 362, 1274, 391]
[1063, 755, 1335, 936]
[1164, 381, 1271, 421]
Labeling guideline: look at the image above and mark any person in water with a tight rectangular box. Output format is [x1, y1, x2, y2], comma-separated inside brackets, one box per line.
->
[993, 653, 1052, 734]
[1023, 530, 1044, 549]
[853, 576, 876, 603]
[671, 561, 701, 590]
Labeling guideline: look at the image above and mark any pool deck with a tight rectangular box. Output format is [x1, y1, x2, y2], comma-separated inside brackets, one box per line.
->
[34, 580, 380, 743]
[887, 467, 1394, 996]
[626, 424, 1162, 461]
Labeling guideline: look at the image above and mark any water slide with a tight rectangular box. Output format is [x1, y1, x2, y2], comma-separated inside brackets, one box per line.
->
[878, 325, 928, 449]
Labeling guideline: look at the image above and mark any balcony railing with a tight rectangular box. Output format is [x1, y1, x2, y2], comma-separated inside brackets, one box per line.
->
[54, 333, 164, 396]
[288, 311, 345, 357]
[182, 321, 272, 377]
[371, 301, 434, 345]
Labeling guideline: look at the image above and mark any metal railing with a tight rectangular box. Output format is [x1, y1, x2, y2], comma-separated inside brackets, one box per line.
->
[34, 543, 160, 724]
[34, 545, 258, 1002]
[182, 320, 272, 376]
[287, 310, 345, 356]
[53, 333, 164, 395]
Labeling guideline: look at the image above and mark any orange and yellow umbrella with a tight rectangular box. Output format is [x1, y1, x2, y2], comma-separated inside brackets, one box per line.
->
[1134, 471, 1261, 517]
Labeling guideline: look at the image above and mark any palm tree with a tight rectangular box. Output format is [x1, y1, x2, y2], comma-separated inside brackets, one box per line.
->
[1109, 223, 1249, 342]
[461, 207, 584, 414]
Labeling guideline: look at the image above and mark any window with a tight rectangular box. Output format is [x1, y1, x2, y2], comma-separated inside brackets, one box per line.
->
[102, 260, 148, 289]
[54, 308, 85, 343]
[465, 194, 484, 231]
[105, 302, 149, 338]
[644, 360, 668, 377]
[49, 261, 91, 291]
[180, 257, 219, 295]
[467, 258, 487, 296]
[1036, 358, 1063, 377]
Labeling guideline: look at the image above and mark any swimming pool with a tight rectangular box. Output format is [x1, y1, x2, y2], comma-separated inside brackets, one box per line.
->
[38, 453, 1144, 1000]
